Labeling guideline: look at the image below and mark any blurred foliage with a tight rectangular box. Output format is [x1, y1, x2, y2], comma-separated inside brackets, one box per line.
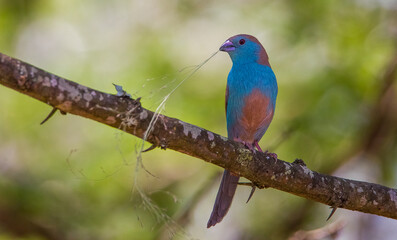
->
[0, 0, 397, 239]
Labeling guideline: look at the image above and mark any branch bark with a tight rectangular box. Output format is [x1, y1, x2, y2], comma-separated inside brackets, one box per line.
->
[1, 52, 397, 220]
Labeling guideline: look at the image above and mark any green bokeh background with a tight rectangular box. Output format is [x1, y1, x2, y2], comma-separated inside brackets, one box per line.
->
[1, 0, 397, 239]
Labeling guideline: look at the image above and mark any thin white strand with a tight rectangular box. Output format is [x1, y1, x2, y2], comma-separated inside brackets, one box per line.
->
[132, 51, 219, 238]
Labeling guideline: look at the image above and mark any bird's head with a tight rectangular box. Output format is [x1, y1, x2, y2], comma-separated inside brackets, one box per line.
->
[219, 34, 270, 66]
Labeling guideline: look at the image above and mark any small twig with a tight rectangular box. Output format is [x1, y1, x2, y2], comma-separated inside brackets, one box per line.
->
[142, 144, 157, 152]
[246, 186, 256, 203]
[326, 207, 338, 221]
[238, 182, 255, 186]
[40, 107, 59, 125]
[238, 182, 257, 203]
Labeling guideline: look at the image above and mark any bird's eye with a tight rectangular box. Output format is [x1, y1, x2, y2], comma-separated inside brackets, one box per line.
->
[239, 39, 245, 45]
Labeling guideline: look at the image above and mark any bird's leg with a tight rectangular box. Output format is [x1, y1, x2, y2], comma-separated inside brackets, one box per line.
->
[254, 142, 263, 152]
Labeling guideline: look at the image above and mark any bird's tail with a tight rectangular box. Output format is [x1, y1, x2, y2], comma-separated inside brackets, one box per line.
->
[207, 170, 239, 228]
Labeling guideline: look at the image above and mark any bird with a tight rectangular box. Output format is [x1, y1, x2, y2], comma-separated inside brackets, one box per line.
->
[207, 34, 278, 228]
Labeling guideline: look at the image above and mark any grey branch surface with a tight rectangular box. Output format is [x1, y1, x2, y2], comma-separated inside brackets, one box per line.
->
[1, 52, 397, 220]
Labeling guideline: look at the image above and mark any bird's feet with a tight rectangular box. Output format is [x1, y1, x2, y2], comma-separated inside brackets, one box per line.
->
[264, 150, 278, 161]
[238, 140, 255, 151]
[254, 142, 278, 161]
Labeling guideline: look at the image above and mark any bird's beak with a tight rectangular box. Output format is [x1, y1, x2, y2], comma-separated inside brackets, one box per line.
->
[219, 40, 235, 52]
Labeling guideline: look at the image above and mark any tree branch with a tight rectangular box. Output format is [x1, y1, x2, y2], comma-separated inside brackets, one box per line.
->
[1, 52, 397, 220]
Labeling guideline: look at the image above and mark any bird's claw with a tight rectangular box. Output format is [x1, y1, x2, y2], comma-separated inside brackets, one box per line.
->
[241, 141, 255, 151]
[264, 150, 278, 162]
